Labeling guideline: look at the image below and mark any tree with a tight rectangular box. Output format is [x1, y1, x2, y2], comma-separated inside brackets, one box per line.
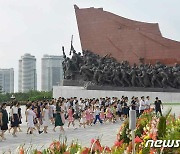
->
[0, 86, 2, 93]
[0, 90, 53, 103]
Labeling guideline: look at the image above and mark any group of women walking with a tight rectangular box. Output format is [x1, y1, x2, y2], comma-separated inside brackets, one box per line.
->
[0, 95, 160, 141]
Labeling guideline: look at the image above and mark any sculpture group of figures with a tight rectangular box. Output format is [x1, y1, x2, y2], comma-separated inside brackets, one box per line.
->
[62, 48, 180, 89]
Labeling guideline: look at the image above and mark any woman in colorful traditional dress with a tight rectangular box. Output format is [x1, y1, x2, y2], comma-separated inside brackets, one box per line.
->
[33, 107, 43, 134]
[49, 102, 54, 124]
[100, 107, 105, 122]
[89, 106, 94, 126]
[26, 104, 36, 134]
[79, 110, 86, 128]
[67, 106, 75, 128]
[106, 105, 113, 122]
[53, 101, 65, 132]
[85, 107, 91, 125]
[42, 103, 50, 133]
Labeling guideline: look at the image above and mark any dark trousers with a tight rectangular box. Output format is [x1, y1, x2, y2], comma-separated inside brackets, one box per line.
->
[156, 109, 162, 116]
[139, 110, 144, 116]
[136, 110, 139, 117]
[94, 115, 102, 124]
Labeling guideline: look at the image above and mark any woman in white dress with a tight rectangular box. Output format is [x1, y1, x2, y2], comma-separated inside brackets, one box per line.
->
[42, 103, 49, 133]
[25, 104, 36, 134]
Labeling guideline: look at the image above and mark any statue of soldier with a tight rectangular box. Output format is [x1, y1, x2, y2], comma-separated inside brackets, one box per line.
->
[172, 63, 180, 72]
[65, 58, 75, 80]
[93, 66, 103, 85]
[173, 70, 180, 88]
[120, 68, 131, 87]
[80, 64, 93, 81]
[141, 70, 151, 87]
[112, 67, 124, 86]
[62, 46, 67, 79]
[62, 60, 67, 79]
[129, 67, 138, 87]
[150, 69, 162, 88]
[137, 71, 145, 87]
[102, 66, 113, 85]
[158, 69, 171, 88]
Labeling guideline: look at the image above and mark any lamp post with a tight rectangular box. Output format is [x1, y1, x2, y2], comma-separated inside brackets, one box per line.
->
[10, 94, 16, 104]
[129, 110, 136, 154]
[11, 95, 15, 100]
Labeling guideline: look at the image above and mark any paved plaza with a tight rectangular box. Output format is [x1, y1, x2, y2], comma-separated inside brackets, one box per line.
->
[0, 106, 123, 153]
[0, 105, 180, 153]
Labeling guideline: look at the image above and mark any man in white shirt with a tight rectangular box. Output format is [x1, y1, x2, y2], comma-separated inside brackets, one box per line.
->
[139, 96, 145, 115]
[99, 98, 102, 107]
[81, 101, 85, 111]
[145, 96, 150, 110]
[85, 100, 89, 107]
[65, 100, 70, 111]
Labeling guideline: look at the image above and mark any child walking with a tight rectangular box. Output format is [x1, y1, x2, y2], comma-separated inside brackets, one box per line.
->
[106, 105, 113, 122]
[100, 107, 105, 122]
[67, 107, 75, 128]
[79, 110, 86, 128]
[93, 106, 103, 124]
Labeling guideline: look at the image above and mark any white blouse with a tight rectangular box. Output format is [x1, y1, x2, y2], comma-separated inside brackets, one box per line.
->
[12, 106, 18, 114]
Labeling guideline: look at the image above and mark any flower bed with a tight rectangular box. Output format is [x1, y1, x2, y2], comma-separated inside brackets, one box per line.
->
[17, 109, 180, 154]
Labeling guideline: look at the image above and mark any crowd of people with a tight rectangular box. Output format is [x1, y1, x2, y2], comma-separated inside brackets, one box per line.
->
[0, 96, 163, 141]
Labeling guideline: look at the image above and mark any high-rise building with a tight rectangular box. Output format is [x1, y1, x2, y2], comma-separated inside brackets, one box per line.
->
[18, 53, 37, 93]
[41, 55, 63, 91]
[0, 68, 14, 93]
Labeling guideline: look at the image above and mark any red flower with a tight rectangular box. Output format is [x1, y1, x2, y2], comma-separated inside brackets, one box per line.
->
[150, 148, 156, 154]
[91, 139, 95, 145]
[64, 152, 70, 154]
[19, 148, 24, 154]
[91, 139, 102, 152]
[49, 141, 61, 150]
[104, 146, 111, 152]
[149, 133, 153, 139]
[114, 139, 123, 147]
[81, 147, 90, 154]
[127, 142, 132, 153]
[152, 133, 157, 141]
[35, 151, 42, 154]
[134, 136, 143, 143]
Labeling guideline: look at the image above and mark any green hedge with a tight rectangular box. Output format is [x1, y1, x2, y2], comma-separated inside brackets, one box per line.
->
[0, 90, 52, 103]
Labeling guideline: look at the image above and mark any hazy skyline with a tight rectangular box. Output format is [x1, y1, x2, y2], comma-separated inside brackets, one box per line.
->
[0, 0, 180, 92]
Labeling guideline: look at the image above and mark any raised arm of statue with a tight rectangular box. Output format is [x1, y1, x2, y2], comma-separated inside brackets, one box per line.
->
[62, 46, 66, 59]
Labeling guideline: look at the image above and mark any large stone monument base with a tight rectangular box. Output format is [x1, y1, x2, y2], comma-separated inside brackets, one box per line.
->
[53, 86, 180, 103]
[86, 85, 180, 92]
[62, 79, 86, 87]
[62, 80, 180, 92]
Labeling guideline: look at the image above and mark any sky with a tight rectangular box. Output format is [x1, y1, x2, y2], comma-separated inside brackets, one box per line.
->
[0, 0, 180, 92]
